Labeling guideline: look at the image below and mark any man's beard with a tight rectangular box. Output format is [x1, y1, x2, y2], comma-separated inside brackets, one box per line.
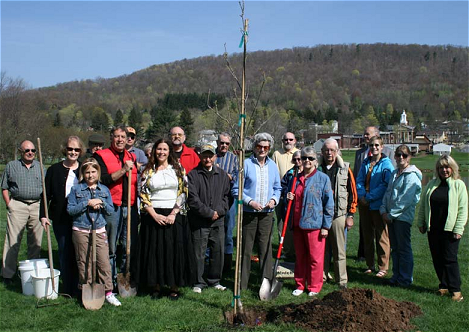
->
[284, 143, 292, 150]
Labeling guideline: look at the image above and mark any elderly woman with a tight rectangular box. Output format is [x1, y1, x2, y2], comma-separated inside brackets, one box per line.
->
[232, 132, 281, 290]
[417, 155, 468, 302]
[40, 136, 85, 296]
[287, 147, 334, 297]
[356, 136, 394, 278]
[380, 145, 422, 287]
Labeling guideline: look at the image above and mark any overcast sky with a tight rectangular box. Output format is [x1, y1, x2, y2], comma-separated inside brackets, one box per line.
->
[1, 0, 467, 88]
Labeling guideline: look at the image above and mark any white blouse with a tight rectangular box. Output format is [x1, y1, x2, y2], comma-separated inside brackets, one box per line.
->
[147, 166, 179, 209]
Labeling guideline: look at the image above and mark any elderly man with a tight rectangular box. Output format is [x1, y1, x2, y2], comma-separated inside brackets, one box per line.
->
[188, 145, 231, 293]
[126, 126, 148, 169]
[354, 126, 395, 261]
[318, 138, 357, 289]
[1, 140, 43, 285]
[215, 133, 238, 272]
[272, 132, 298, 261]
[80, 133, 106, 162]
[169, 126, 199, 173]
[94, 125, 138, 285]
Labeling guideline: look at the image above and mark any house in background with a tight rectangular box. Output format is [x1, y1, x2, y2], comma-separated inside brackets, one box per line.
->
[414, 133, 432, 152]
[432, 143, 452, 156]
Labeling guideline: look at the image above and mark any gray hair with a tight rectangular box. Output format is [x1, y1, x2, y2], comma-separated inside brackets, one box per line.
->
[253, 132, 274, 147]
[144, 143, 154, 153]
[293, 150, 301, 158]
[218, 132, 232, 141]
[322, 138, 339, 151]
[301, 146, 317, 158]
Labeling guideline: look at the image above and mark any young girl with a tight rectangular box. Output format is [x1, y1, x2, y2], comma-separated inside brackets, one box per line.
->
[67, 158, 122, 307]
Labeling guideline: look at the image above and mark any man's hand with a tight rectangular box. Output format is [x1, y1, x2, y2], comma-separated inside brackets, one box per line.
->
[265, 199, 276, 209]
[40, 217, 51, 230]
[345, 216, 354, 230]
[212, 211, 220, 221]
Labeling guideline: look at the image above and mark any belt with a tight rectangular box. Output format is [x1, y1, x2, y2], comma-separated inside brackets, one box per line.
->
[14, 198, 40, 205]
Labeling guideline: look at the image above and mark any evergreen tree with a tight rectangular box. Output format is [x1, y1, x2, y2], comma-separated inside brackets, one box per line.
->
[114, 109, 123, 125]
[179, 108, 195, 144]
[128, 107, 143, 131]
[53, 112, 62, 127]
[146, 106, 176, 141]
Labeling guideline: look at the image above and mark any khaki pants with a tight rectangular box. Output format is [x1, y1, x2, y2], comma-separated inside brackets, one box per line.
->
[362, 208, 390, 271]
[72, 230, 113, 291]
[1, 199, 43, 278]
[324, 215, 348, 286]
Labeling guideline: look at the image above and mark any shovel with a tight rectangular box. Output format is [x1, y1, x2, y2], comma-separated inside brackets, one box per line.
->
[117, 169, 137, 297]
[259, 171, 299, 301]
[82, 211, 105, 310]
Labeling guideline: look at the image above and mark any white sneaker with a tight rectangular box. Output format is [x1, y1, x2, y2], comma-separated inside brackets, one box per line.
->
[292, 289, 304, 296]
[213, 284, 226, 291]
[106, 293, 122, 306]
[308, 291, 318, 297]
[192, 287, 202, 293]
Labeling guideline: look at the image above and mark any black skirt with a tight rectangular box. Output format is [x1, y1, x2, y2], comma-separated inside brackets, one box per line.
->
[131, 208, 196, 288]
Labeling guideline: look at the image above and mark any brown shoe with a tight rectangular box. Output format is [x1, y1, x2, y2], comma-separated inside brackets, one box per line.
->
[436, 289, 449, 296]
[452, 292, 464, 302]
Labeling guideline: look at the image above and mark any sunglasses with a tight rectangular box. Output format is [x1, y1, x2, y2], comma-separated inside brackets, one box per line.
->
[283, 138, 295, 142]
[301, 156, 316, 161]
[292, 158, 301, 162]
[128, 134, 136, 139]
[368, 144, 381, 148]
[219, 142, 230, 146]
[395, 153, 409, 159]
[23, 149, 36, 153]
[66, 147, 82, 153]
[256, 145, 270, 151]
[171, 133, 184, 138]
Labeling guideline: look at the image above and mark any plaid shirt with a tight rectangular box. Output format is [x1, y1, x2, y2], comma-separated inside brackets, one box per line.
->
[1, 159, 43, 200]
[215, 150, 238, 184]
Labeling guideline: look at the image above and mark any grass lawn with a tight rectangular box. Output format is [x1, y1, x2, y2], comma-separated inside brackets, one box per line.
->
[0, 152, 468, 331]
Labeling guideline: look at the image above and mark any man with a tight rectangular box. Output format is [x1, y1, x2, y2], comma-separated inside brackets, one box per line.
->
[215, 133, 238, 272]
[187, 145, 231, 293]
[354, 126, 395, 261]
[1, 140, 43, 285]
[126, 126, 148, 169]
[318, 138, 357, 289]
[80, 133, 105, 161]
[94, 126, 138, 284]
[271, 132, 298, 261]
[169, 126, 199, 173]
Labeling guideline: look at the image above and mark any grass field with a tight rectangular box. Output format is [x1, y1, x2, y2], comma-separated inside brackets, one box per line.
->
[0, 153, 468, 331]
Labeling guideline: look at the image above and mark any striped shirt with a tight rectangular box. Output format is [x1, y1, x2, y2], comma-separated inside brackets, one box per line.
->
[1, 159, 43, 200]
[215, 150, 238, 183]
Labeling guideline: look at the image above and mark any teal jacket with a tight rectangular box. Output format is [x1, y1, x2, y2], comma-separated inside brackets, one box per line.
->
[379, 165, 422, 224]
[417, 176, 468, 235]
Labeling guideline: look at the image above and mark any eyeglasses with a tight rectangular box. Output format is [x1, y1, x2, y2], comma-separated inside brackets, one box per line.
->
[283, 138, 295, 142]
[301, 156, 316, 161]
[395, 153, 409, 159]
[23, 149, 36, 153]
[369, 144, 381, 148]
[128, 134, 136, 140]
[66, 147, 82, 153]
[219, 142, 230, 146]
[256, 145, 270, 151]
[171, 133, 184, 138]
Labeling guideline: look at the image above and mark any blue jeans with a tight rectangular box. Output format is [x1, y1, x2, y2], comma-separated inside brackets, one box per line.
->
[224, 202, 237, 255]
[388, 220, 413, 286]
[106, 204, 138, 283]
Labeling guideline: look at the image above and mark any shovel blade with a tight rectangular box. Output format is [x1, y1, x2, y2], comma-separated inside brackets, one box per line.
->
[117, 272, 137, 298]
[269, 278, 283, 300]
[259, 277, 284, 301]
[82, 283, 105, 310]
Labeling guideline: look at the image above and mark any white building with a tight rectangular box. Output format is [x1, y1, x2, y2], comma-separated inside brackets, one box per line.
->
[433, 143, 451, 156]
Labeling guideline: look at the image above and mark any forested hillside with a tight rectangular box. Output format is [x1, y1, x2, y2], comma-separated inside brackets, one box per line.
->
[1, 43, 468, 160]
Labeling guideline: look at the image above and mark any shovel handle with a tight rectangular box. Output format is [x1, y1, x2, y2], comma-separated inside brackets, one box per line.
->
[276, 171, 299, 259]
[125, 169, 132, 274]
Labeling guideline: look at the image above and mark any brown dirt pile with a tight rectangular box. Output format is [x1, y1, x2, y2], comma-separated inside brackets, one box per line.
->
[225, 288, 423, 331]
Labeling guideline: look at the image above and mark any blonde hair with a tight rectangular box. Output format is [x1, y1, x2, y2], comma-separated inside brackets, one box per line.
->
[435, 154, 460, 180]
[79, 158, 101, 182]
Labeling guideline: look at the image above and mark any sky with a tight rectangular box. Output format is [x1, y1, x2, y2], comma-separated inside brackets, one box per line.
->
[1, 1, 468, 88]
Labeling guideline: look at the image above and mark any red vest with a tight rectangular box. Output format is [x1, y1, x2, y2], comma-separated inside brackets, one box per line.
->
[96, 148, 137, 206]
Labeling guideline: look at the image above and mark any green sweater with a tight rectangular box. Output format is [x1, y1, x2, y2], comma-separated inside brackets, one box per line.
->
[417, 176, 468, 235]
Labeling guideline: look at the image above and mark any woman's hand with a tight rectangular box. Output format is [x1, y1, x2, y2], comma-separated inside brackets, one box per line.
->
[320, 229, 328, 238]
[40, 217, 51, 229]
[249, 200, 264, 212]
[265, 199, 276, 209]
[166, 214, 176, 225]
[453, 233, 462, 240]
[286, 192, 295, 201]
[153, 213, 167, 226]
[418, 226, 426, 234]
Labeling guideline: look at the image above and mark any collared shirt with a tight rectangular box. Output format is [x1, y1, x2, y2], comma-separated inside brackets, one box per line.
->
[272, 147, 299, 179]
[128, 146, 148, 166]
[1, 159, 43, 200]
[215, 149, 238, 183]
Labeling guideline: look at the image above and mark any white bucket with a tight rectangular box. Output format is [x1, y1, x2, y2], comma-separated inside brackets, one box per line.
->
[18, 259, 49, 296]
[31, 268, 60, 299]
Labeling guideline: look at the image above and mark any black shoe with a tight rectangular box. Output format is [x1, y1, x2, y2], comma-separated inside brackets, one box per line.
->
[168, 292, 180, 301]
[2, 278, 13, 285]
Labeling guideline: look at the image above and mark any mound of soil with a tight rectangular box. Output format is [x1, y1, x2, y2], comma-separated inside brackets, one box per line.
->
[225, 288, 423, 332]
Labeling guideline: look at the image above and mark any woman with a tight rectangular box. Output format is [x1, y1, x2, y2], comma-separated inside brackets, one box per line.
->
[232, 132, 281, 290]
[417, 155, 468, 302]
[380, 145, 422, 286]
[287, 147, 334, 297]
[356, 136, 394, 278]
[131, 138, 194, 300]
[40, 136, 85, 296]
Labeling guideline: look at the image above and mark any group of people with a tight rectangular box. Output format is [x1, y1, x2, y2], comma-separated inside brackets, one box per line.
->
[1, 125, 467, 307]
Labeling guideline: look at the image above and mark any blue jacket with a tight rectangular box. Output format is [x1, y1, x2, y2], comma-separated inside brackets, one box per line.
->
[67, 182, 114, 230]
[379, 165, 422, 224]
[232, 155, 281, 213]
[356, 154, 394, 211]
[298, 171, 334, 230]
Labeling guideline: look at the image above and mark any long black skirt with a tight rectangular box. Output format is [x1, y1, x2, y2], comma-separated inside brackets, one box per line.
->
[131, 208, 196, 289]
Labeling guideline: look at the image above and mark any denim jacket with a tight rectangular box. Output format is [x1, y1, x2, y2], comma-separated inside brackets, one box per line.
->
[67, 182, 113, 230]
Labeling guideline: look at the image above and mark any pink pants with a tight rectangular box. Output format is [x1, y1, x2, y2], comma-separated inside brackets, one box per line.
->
[293, 228, 326, 293]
